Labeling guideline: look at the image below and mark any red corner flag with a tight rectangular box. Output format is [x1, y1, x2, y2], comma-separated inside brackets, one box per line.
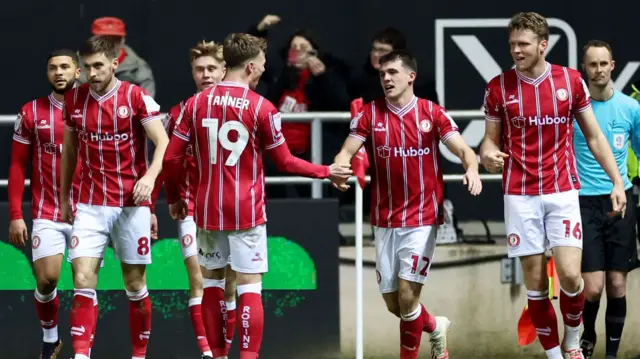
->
[350, 98, 369, 189]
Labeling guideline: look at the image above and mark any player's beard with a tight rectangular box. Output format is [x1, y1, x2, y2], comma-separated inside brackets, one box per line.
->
[51, 79, 75, 95]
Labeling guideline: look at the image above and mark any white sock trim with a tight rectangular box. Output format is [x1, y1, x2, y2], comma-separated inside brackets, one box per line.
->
[203, 278, 226, 290]
[73, 288, 97, 300]
[74, 354, 90, 359]
[126, 286, 149, 301]
[560, 278, 584, 297]
[225, 300, 236, 311]
[189, 297, 203, 306]
[527, 289, 549, 300]
[237, 282, 262, 296]
[35, 288, 57, 303]
[400, 305, 422, 321]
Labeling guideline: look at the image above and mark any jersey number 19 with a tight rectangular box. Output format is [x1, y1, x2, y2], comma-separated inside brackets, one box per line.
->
[202, 118, 249, 166]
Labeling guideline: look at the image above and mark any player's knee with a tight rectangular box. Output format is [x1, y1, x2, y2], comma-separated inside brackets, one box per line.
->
[558, 270, 582, 293]
[606, 272, 627, 297]
[583, 279, 604, 300]
[35, 271, 59, 294]
[73, 270, 97, 289]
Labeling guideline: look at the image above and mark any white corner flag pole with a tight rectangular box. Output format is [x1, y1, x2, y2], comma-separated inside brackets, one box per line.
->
[355, 183, 364, 359]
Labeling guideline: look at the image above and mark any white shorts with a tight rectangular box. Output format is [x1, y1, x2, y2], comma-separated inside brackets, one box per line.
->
[68, 204, 152, 264]
[374, 225, 437, 293]
[31, 219, 72, 262]
[504, 190, 583, 258]
[178, 216, 198, 259]
[197, 224, 267, 274]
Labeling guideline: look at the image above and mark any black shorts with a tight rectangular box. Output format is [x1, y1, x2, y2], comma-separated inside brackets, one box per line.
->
[580, 189, 639, 272]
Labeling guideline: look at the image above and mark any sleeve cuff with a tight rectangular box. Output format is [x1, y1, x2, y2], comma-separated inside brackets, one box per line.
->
[141, 114, 163, 126]
[12, 135, 30, 145]
[264, 137, 285, 150]
[349, 133, 366, 142]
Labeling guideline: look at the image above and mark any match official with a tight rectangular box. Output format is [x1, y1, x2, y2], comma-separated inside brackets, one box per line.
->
[574, 40, 640, 359]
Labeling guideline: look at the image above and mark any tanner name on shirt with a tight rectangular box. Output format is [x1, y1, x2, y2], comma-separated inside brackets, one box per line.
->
[212, 95, 250, 111]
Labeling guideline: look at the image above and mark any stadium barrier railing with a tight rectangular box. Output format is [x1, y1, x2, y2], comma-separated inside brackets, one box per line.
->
[0, 111, 501, 359]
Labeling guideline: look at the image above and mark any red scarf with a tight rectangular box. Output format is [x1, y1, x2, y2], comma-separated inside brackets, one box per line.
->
[277, 70, 311, 155]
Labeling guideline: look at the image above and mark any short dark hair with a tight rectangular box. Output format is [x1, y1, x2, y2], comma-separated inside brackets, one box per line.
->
[508, 12, 549, 41]
[372, 28, 407, 50]
[379, 50, 417, 73]
[223, 33, 267, 70]
[583, 40, 613, 60]
[47, 49, 79, 66]
[79, 35, 119, 60]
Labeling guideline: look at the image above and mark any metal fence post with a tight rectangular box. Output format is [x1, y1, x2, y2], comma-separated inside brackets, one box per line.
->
[311, 117, 323, 199]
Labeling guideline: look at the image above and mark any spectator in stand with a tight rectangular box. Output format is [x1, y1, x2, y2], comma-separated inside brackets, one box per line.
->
[349, 27, 439, 104]
[250, 14, 351, 198]
[77, 17, 156, 97]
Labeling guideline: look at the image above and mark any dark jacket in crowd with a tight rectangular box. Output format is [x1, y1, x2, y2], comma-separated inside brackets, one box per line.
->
[349, 58, 439, 104]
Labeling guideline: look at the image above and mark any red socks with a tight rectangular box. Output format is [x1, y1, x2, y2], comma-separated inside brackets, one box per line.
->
[127, 286, 152, 359]
[420, 303, 436, 333]
[203, 279, 227, 358]
[527, 290, 560, 350]
[560, 280, 585, 328]
[237, 282, 264, 359]
[70, 289, 97, 356]
[224, 300, 237, 355]
[400, 305, 424, 359]
[35, 288, 60, 343]
[189, 296, 212, 357]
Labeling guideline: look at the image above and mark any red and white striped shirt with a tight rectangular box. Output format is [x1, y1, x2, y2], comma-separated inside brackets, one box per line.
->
[64, 80, 162, 207]
[350, 96, 459, 228]
[162, 101, 196, 215]
[484, 63, 590, 195]
[10, 95, 81, 221]
[166, 81, 286, 231]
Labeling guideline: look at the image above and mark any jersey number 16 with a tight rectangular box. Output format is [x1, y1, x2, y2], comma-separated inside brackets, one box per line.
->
[202, 118, 249, 166]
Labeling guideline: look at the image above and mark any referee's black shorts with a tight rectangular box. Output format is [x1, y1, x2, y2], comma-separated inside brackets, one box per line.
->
[580, 189, 639, 273]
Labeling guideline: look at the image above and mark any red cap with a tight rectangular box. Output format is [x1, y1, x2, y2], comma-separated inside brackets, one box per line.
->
[92, 17, 126, 36]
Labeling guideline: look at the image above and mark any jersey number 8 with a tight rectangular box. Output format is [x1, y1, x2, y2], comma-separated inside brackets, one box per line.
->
[202, 118, 249, 166]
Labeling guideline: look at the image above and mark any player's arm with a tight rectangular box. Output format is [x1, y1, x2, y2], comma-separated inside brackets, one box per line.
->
[8, 109, 32, 245]
[444, 133, 482, 195]
[162, 109, 191, 205]
[334, 136, 365, 166]
[479, 84, 508, 173]
[60, 124, 79, 224]
[133, 88, 168, 204]
[575, 108, 624, 187]
[260, 108, 350, 179]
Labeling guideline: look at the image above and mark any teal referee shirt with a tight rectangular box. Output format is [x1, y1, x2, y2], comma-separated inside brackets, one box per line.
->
[574, 90, 640, 195]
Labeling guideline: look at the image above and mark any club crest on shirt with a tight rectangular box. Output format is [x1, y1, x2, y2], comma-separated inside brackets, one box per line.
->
[556, 88, 568, 102]
[507, 233, 520, 248]
[510, 116, 526, 129]
[419, 119, 432, 133]
[117, 106, 130, 119]
[613, 134, 625, 150]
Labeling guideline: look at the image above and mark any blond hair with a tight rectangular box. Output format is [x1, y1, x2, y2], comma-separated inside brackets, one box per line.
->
[189, 40, 224, 64]
[222, 33, 267, 69]
[508, 12, 549, 41]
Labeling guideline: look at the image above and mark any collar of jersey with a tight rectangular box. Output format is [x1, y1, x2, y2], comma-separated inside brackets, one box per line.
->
[218, 81, 248, 89]
[90, 79, 121, 103]
[48, 94, 63, 110]
[385, 96, 417, 117]
[515, 62, 551, 86]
